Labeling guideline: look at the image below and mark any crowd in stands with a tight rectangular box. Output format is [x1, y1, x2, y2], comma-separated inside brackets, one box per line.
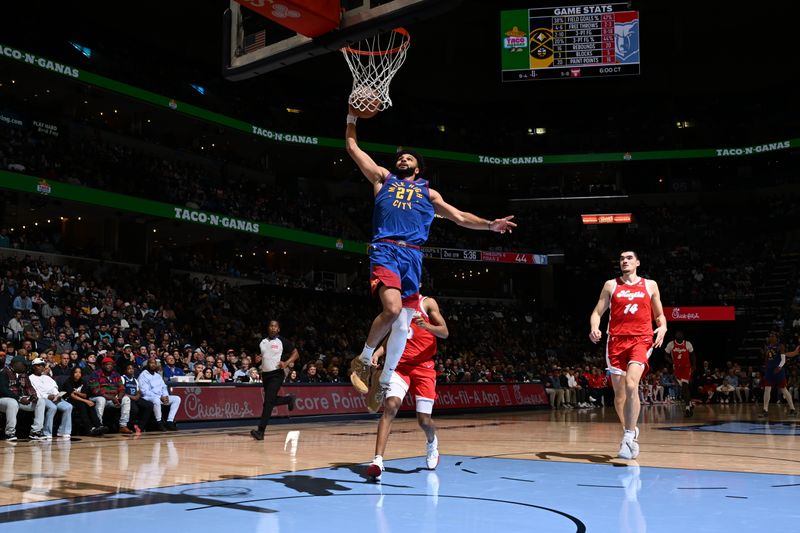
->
[5, 117, 798, 318]
[0, 122, 363, 242]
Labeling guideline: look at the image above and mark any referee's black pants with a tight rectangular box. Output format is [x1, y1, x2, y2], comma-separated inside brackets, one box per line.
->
[258, 369, 292, 432]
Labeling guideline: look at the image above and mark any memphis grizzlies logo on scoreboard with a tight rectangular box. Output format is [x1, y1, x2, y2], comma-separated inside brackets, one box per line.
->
[614, 12, 640, 63]
[500, 3, 641, 81]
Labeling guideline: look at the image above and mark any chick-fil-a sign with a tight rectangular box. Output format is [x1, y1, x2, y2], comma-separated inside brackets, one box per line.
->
[663, 306, 735, 322]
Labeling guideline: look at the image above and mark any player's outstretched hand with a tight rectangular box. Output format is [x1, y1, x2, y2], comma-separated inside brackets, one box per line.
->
[489, 216, 517, 234]
[653, 326, 667, 349]
[589, 329, 602, 344]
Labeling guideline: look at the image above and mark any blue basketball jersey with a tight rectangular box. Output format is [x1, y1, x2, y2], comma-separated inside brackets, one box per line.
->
[764, 344, 783, 373]
[372, 175, 435, 246]
[122, 375, 139, 396]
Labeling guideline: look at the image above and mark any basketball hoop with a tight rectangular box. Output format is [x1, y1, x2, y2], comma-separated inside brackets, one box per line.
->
[341, 27, 411, 114]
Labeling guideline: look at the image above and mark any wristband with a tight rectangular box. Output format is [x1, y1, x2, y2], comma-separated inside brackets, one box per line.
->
[346, 114, 358, 125]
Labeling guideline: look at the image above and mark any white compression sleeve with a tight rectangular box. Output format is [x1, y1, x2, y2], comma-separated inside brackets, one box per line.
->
[379, 308, 415, 386]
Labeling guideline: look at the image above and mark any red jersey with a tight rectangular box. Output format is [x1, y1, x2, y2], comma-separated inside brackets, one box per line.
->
[608, 277, 653, 337]
[669, 340, 692, 372]
[399, 297, 437, 368]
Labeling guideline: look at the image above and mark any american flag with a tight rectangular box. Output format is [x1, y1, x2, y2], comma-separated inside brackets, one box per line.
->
[243, 30, 266, 54]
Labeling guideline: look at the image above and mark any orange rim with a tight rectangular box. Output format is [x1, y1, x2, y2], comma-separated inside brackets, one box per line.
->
[342, 27, 410, 56]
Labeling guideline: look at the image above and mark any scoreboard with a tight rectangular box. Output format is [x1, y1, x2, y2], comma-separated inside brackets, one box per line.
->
[501, 3, 640, 81]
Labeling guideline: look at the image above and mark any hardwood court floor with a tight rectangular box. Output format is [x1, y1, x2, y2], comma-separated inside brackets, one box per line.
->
[2, 402, 798, 508]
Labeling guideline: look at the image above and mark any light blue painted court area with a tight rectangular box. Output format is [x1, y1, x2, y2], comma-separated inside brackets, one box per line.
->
[1, 455, 798, 532]
[661, 420, 800, 436]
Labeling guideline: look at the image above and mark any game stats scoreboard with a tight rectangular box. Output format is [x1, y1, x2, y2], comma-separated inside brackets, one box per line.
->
[501, 3, 640, 81]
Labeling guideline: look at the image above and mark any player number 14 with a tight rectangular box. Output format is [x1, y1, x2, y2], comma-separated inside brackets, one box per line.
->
[624, 303, 639, 315]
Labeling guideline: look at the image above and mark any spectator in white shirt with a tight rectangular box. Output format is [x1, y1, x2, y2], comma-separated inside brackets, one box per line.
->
[29, 358, 72, 440]
[138, 359, 181, 431]
[6, 311, 24, 339]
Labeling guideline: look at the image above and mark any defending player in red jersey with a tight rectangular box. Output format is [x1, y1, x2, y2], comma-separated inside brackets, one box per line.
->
[664, 331, 696, 416]
[364, 295, 448, 480]
[589, 250, 667, 460]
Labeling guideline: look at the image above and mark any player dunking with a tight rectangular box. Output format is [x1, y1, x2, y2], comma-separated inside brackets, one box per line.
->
[345, 110, 516, 403]
[364, 294, 448, 480]
[759, 331, 799, 419]
[590, 250, 667, 460]
[664, 331, 696, 416]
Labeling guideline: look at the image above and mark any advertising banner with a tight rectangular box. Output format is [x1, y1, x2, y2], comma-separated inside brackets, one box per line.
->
[171, 382, 548, 422]
[663, 306, 736, 321]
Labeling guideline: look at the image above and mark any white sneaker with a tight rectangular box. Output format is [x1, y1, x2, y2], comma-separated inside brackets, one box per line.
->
[426, 436, 440, 469]
[366, 456, 384, 480]
[59, 435, 72, 441]
[629, 438, 640, 459]
[617, 435, 639, 460]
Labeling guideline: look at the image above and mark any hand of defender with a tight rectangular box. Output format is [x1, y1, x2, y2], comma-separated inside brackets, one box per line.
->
[489, 216, 517, 234]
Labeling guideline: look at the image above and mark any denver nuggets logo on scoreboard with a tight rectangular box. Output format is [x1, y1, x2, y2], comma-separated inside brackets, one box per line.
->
[500, 2, 640, 81]
[529, 28, 554, 68]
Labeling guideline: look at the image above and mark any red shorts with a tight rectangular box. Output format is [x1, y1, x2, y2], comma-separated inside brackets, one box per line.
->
[606, 335, 653, 376]
[674, 368, 692, 383]
[390, 361, 437, 401]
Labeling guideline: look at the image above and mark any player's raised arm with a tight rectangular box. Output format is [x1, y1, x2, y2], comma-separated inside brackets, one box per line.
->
[647, 279, 668, 348]
[589, 280, 614, 343]
[345, 110, 390, 189]
[429, 189, 516, 233]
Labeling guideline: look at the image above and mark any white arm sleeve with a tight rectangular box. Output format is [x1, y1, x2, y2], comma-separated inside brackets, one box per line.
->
[779, 354, 787, 368]
[686, 341, 694, 353]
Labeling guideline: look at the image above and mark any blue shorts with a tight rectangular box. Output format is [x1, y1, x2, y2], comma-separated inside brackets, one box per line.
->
[369, 242, 422, 305]
[763, 364, 786, 387]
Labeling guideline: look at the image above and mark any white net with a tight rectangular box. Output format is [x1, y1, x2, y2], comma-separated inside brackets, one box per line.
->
[341, 28, 411, 113]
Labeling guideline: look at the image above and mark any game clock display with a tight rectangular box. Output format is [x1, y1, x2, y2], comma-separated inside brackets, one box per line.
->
[501, 3, 640, 81]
